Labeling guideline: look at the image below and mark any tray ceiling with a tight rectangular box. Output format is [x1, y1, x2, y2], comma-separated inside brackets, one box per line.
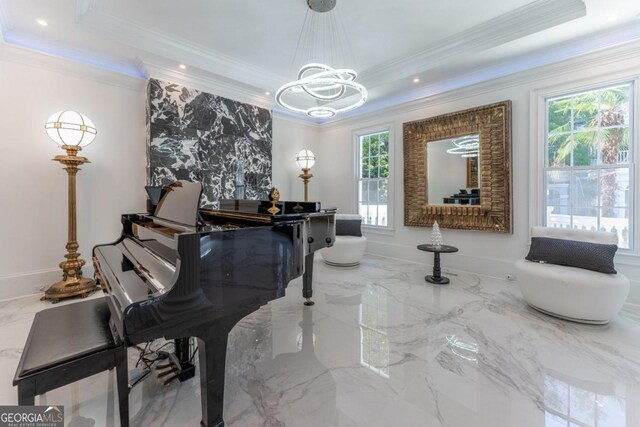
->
[1, 0, 640, 123]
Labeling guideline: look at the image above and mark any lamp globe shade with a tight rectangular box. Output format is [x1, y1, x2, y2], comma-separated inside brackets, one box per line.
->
[45, 111, 97, 147]
[296, 149, 316, 169]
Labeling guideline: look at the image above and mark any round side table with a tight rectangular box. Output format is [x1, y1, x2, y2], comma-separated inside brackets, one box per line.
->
[417, 244, 459, 285]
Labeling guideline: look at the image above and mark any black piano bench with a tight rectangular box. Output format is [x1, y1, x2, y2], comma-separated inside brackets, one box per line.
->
[13, 297, 129, 427]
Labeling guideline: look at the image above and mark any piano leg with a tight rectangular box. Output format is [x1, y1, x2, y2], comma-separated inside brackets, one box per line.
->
[196, 310, 255, 427]
[302, 252, 315, 306]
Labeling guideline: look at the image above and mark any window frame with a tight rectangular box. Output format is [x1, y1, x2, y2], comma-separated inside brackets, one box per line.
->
[530, 76, 640, 256]
[353, 124, 394, 232]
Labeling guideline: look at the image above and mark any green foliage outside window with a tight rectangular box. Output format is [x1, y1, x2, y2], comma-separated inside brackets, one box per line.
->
[547, 84, 630, 217]
[358, 130, 390, 226]
[361, 132, 390, 178]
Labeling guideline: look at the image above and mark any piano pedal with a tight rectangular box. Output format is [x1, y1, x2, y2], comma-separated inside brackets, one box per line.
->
[304, 298, 315, 306]
[162, 373, 180, 386]
[157, 366, 179, 378]
[155, 352, 196, 386]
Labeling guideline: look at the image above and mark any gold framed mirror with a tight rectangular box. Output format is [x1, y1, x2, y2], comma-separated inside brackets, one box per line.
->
[403, 100, 512, 233]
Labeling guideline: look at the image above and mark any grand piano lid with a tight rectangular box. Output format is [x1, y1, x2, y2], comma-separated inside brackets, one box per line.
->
[154, 180, 202, 227]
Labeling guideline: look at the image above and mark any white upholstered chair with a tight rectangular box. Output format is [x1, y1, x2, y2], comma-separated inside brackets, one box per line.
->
[515, 227, 630, 324]
[321, 214, 367, 267]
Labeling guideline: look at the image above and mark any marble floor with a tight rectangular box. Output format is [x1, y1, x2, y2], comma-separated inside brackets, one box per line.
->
[1, 255, 640, 427]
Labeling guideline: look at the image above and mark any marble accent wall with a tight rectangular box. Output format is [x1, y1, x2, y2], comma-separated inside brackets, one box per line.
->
[147, 79, 272, 208]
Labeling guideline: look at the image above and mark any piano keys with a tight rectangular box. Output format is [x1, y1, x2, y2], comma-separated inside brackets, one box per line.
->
[93, 181, 335, 426]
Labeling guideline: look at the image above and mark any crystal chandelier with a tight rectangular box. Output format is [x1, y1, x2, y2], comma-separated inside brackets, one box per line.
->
[276, 0, 367, 119]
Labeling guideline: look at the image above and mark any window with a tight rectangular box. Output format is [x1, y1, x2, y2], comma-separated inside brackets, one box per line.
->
[356, 130, 390, 227]
[544, 82, 634, 249]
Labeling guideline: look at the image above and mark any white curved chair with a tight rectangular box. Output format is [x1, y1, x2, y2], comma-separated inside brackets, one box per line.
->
[515, 227, 630, 324]
[321, 214, 367, 267]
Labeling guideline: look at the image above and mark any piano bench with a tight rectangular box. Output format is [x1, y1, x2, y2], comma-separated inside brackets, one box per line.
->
[13, 297, 129, 427]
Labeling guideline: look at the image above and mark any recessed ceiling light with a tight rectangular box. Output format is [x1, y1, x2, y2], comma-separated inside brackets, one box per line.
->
[413, 78, 420, 83]
[179, 64, 187, 70]
[37, 19, 48, 27]
[265, 91, 271, 96]
[608, 14, 619, 22]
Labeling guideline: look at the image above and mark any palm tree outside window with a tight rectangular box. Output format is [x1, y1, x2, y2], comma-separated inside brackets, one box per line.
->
[544, 82, 634, 249]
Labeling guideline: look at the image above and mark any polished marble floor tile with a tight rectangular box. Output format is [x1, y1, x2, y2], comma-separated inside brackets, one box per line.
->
[1, 255, 639, 426]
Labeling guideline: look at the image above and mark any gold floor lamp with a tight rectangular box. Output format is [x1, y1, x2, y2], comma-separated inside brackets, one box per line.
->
[295, 149, 316, 202]
[42, 111, 99, 303]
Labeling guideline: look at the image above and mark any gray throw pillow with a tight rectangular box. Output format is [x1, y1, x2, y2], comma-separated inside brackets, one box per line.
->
[336, 219, 362, 237]
[526, 237, 617, 274]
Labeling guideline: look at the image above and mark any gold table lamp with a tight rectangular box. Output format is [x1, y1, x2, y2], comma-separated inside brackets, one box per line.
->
[295, 149, 316, 202]
[42, 111, 99, 303]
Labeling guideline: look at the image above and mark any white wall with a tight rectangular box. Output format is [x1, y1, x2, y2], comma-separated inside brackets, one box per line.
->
[272, 114, 321, 202]
[0, 44, 148, 299]
[0, 44, 318, 300]
[315, 42, 640, 304]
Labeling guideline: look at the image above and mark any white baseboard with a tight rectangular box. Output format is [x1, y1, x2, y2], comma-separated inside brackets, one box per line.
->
[627, 280, 640, 307]
[0, 269, 61, 301]
[364, 240, 640, 306]
[364, 239, 515, 280]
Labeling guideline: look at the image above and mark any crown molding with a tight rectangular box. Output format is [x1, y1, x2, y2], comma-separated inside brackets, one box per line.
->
[320, 38, 640, 130]
[272, 110, 322, 129]
[76, 7, 287, 92]
[360, 0, 586, 88]
[2, 29, 144, 78]
[0, 42, 144, 90]
[142, 59, 276, 111]
[321, 22, 640, 125]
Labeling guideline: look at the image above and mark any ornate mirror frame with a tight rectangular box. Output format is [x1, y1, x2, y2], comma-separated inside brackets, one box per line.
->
[403, 100, 512, 233]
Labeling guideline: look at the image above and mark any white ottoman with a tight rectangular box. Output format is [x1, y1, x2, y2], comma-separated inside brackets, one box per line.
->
[321, 214, 367, 267]
[515, 227, 630, 324]
[322, 235, 367, 267]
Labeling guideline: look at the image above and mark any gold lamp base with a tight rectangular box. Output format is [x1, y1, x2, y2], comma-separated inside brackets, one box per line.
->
[41, 277, 99, 304]
[42, 144, 99, 304]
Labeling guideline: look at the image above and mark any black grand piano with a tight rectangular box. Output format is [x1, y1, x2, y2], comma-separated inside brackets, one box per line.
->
[442, 188, 480, 205]
[92, 181, 335, 426]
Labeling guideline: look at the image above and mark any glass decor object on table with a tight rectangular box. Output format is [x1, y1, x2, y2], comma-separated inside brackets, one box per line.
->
[417, 244, 459, 285]
[430, 221, 444, 247]
[42, 111, 99, 302]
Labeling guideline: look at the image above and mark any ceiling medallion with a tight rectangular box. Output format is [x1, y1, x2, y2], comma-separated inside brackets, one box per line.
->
[276, 0, 367, 118]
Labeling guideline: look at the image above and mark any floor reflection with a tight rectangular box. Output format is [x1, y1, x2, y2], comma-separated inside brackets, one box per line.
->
[446, 334, 479, 363]
[3, 256, 640, 426]
[254, 306, 337, 426]
[544, 371, 625, 427]
[359, 284, 390, 378]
